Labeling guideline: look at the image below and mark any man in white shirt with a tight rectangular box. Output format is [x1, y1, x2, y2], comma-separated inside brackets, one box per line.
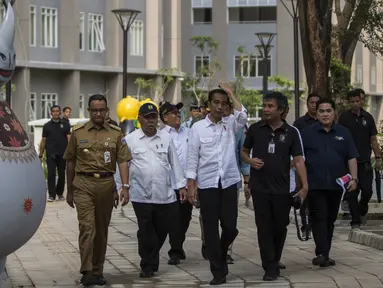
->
[122, 103, 187, 278]
[159, 101, 193, 265]
[186, 82, 248, 285]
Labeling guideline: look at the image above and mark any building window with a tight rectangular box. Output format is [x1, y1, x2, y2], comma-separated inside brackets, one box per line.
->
[234, 55, 271, 77]
[356, 64, 363, 84]
[41, 93, 58, 119]
[79, 94, 85, 118]
[371, 66, 376, 85]
[41, 7, 58, 48]
[227, 0, 277, 6]
[29, 93, 36, 132]
[79, 12, 84, 50]
[88, 13, 105, 52]
[193, 8, 212, 24]
[29, 6, 36, 46]
[228, 7, 277, 23]
[130, 20, 144, 56]
[195, 56, 210, 77]
[192, 0, 213, 7]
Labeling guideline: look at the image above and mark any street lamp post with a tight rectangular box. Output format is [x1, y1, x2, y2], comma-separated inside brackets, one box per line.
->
[281, 0, 300, 120]
[255, 33, 275, 97]
[111, 8, 141, 99]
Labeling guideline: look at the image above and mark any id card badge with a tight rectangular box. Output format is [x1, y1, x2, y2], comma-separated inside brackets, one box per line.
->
[268, 142, 275, 154]
[104, 151, 111, 163]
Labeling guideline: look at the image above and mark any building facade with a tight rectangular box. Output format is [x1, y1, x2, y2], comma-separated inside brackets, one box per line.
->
[180, 0, 383, 125]
[7, 0, 182, 135]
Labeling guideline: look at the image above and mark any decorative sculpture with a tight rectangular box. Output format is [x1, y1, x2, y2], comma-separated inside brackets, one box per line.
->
[0, 0, 46, 286]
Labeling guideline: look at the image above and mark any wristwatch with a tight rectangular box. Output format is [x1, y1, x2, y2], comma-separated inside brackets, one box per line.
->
[122, 184, 130, 189]
[244, 181, 249, 185]
[352, 178, 359, 184]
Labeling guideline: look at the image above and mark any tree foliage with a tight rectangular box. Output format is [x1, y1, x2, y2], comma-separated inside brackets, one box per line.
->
[134, 67, 179, 101]
[181, 36, 222, 106]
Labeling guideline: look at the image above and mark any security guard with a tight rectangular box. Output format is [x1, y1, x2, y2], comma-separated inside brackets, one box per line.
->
[64, 94, 131, 287]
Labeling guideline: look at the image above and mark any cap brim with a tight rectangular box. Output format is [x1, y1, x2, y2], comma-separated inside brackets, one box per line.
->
[140, 111, 158, 116]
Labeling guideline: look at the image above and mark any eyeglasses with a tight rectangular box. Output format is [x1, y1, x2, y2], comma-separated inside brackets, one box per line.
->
[90, 108, 107, 115]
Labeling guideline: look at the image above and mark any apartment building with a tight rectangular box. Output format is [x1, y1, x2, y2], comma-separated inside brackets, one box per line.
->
[180, 0, 383, 124]
[6, 0, 182, 134]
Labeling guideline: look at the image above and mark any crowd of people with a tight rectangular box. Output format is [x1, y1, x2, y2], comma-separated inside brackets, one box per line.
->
[38, 86, 380, 286]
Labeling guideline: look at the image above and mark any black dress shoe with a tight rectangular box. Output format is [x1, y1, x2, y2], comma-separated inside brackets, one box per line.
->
[327, 258, 336, 266]
[95, 275, 106, 286]
[209, 276, 226, 285]
[81, 275, 100, 286]
[312, 254, 326, 266]
[278, 262, 286, 269]
[139, 271, 154, 278]
[276, 268, 280, 277]
[168, 257, 180, 265]
[226, 254, 234, 264]
[263, 271, 278, 281]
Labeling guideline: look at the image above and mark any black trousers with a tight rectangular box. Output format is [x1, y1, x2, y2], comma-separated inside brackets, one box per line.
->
[309, 189, 342, 258]
[198, 182, 238, 278]
[253, 191, 291, 272]
[168, 190, 193, 258]
[343, 162, 373, 226]
[46, 154, 66, 198]
[299, 198, 311, 231]
[132, 201, 177, 273]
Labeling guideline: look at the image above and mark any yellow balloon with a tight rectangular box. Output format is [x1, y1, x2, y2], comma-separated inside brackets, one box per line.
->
[116, 96, 141, 122]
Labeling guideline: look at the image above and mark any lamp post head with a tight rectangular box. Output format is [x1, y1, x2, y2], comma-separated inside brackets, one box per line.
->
[111, 8, 141, 31]
[280, 0, 299, 17]
[255, 32, 276, 53]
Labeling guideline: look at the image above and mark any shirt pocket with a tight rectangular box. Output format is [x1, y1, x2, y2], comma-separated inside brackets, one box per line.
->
[132, 148, 147, 161]
[200, 137, 214, 157]
[77, 142, 94, 161]
[157, 148, 169, 165]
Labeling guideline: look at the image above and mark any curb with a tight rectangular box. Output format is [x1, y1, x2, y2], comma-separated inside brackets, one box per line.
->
[348, 229, 383, 250]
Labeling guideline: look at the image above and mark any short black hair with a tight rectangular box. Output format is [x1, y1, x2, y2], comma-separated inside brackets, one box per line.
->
[50, 105, 61, 112]
[316, 98, 336, 111]
[88, 94, 107, 108]
[347, 89, 362, 100]
[355, 88, 365, 96]
[208, 88, 229, 102]
[63, 106, 71, 112]
[263, 91, 288, 110]
[307, 93, 321, 103]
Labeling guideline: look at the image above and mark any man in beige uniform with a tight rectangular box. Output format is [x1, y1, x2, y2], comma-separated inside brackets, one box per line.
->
[64, 94, 131, 287]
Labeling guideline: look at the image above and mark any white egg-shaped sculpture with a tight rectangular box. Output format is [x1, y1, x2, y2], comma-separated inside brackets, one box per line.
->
[0, 101, 46, 274]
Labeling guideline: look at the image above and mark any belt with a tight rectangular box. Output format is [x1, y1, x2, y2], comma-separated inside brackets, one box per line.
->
[76, 172, 114, 178]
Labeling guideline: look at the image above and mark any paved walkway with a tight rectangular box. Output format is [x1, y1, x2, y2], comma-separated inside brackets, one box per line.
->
[6, 196, 383, 288]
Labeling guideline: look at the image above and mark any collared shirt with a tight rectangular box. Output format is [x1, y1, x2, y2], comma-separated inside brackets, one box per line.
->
[338, 109, 378, 163]
[43, 119, 71, 156]
[186, 105, 248, 189]
[163, 124, 189, 189]
[243, 120, 303, 194]
[63, 121, 131, 173]
[182, 117, 193, 128]
[124, 128, 186, 204]
[293, 113, 317, 133]
[302, 122, 359, 191]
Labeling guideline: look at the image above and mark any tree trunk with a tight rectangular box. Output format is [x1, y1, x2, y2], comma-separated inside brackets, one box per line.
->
[299, 0, 333, 98]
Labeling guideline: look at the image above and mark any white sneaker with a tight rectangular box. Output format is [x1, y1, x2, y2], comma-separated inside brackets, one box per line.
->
[47, 197, 54, 202]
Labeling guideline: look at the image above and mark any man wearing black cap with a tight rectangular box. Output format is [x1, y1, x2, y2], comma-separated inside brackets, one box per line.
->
[160, 101, 193, 265]
[123, 103, 187, 278]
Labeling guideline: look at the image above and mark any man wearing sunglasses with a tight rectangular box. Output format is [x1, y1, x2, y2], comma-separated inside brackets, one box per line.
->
[159, 102, 193, 266]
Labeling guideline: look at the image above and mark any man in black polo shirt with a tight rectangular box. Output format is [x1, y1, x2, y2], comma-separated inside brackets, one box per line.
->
[39, 105, 71, 202]
[302, 98, 358, 267]
[293, 93, 320, 237]
[241, 92, 308, 281]
[338, 90, 381, 228]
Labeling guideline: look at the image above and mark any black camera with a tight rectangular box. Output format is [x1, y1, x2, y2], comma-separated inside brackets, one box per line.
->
[291, 191, 302, 210]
